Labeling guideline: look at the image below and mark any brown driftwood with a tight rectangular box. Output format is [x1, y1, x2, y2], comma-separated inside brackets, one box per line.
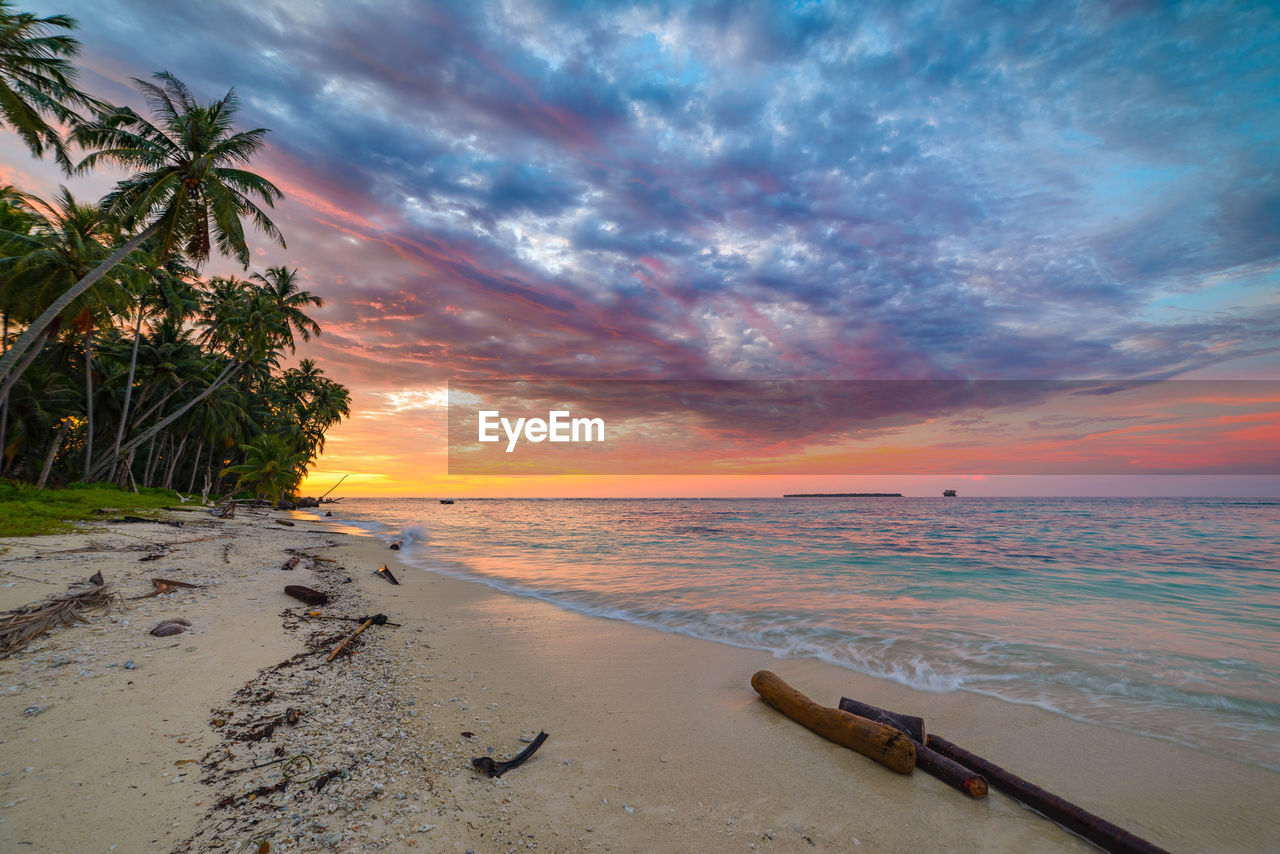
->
[751, 671, 915, 774]
[915, 739, 988, 798]
[107, 515, 183, 527]
[472, 731, 549, 777]
[132, 577, 204, 599]
[306, 613, 403, 628]
[837, 696, 984, 797]
[281, 556, 300, 571]
[274, 519, 295, 527]
[326, 613, 389, 661]
[375, 565, 400, 585]
[837, 696, 926, 742]
[927, 734, 1169, 854]
[318, 474, 348, 501]
[388, 539, 403, 551]
[284, 585, 329, 606]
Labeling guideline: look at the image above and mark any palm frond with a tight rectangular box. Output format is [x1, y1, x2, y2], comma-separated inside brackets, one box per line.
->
[0, 576, 120, 658]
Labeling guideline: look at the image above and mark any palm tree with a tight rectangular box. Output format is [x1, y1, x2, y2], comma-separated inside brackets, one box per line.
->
[0, 187, 132, 475]
[280, 359, 349, 457]
[105, 252, 198, 479]
[0, 182, 36, 462]
[222, 433, 308, 509]
[102, 273, 300, 478]
[2, 357, 77, 479]
[0, 71, 285, 394]
[0, 1, 98, 168]
[250, 266, 323, 352]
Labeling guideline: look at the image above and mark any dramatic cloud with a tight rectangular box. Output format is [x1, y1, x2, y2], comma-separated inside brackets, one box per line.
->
[10, 0, 1280, 492]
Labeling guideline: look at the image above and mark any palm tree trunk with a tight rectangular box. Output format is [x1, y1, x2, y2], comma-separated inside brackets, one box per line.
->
[186, 437, 205, 493]
[118, 360, 244, 460]
[82, 328, 95, 480]
[143, 433, 158, 487]
[109, 297, 146, 470]
[37, 420, 72, 489]
[121, 446, 136, 489]
[92, 382, 187, 482]
[0, 396, 8, 477]
[164, 431, 188, 490]
[160, 434, 173, 487]
[0, 220, 161, 390]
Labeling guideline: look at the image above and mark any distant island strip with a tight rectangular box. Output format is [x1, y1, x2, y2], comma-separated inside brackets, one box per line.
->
[783, 493, 904, 498]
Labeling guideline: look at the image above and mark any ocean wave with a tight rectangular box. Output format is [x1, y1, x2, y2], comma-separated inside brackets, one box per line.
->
[329, 496, 1280, 771]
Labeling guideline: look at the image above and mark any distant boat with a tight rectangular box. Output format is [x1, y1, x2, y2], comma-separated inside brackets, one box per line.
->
[942, 489, 957, 497]
[440, 499, 455, 505]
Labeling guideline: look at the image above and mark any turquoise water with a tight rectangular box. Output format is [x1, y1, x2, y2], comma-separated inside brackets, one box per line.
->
[308, 497, 1280, 768]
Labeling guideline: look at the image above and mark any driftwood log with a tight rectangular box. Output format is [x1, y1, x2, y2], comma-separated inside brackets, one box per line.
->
[838, 696, 926, 742]
[751, 671, 915, 774]
[914, 739, 988, 798]
[132, 578, 204, 599]
[326, 613, 389, 661]
[472, 731, 549, 778]
[376, 565, 400, 585]
[837, 696, 985, 798]
[926, 734, 1169, 854]
[284, 585, 329, 606]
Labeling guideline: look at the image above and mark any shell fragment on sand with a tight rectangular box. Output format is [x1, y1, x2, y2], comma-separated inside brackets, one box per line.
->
[150, 617, 192, 637]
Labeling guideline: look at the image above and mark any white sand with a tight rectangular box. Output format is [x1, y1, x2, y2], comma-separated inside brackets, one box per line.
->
[0, 509, 1276, 852]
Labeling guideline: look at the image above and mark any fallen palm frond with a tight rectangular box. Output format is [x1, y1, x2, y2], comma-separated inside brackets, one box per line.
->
[0, 576, 121, 658]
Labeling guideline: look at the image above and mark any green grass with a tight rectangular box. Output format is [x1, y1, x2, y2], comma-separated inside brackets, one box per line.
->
[0, 481, 183, 538]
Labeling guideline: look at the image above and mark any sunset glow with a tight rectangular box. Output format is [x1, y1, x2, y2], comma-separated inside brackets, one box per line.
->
[8, 1, 1278, 497]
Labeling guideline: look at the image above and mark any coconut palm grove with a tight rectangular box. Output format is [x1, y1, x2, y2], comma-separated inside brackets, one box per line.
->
[0, 2, 349, 504]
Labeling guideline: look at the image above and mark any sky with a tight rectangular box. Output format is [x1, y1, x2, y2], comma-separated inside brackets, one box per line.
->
[5, 0, 1279, 496]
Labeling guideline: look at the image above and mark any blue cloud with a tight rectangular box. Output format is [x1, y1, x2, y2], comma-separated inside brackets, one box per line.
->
[24, 0, 1280, 384]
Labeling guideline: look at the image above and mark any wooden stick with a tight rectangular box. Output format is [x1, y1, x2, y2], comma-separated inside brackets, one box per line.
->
[327, 617, 375, 661]
[914, 739, 987, 798]
[838, 696, 926, 742]
[836, 696, 984, 797]
[472, 731, 550, 778]
[131, 577, 204, 599]
[319, 474, 348, 501]
[927, 734, 1169, 854]
[751, 671, 915, 774]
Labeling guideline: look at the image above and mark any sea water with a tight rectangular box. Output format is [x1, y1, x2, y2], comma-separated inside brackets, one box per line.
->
[309, 497, 1280, 769]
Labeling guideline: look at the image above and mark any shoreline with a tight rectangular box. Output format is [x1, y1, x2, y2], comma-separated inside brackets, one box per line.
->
[0, 509, 1276, 851]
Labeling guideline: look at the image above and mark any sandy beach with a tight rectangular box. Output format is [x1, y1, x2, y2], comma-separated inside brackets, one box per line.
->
[0, 508, 1276, 853]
